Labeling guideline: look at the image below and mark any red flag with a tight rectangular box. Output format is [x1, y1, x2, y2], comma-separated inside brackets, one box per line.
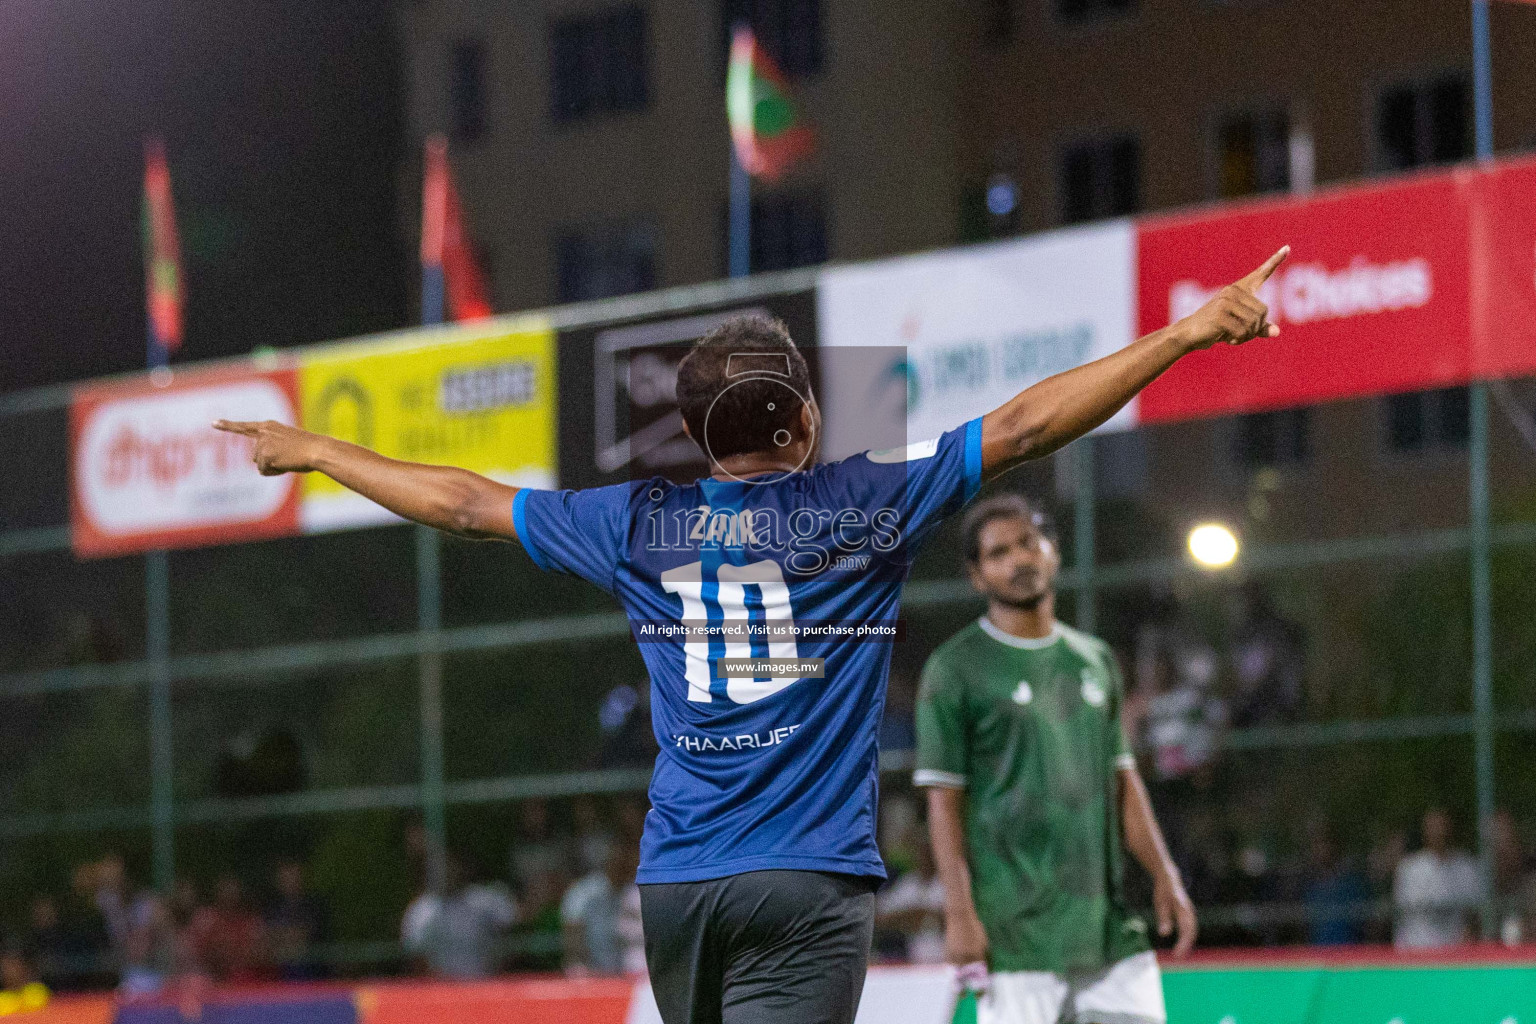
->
[142, 139, 183, 352]
[422, 136, 492, 323]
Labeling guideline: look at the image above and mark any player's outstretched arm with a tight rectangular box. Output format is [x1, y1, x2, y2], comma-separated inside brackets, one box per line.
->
[979, 246, 1289, 479]
[213, 420, 520, 541]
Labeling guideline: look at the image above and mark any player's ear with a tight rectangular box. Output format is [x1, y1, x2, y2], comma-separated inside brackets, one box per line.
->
[965, 559, 986, 595]
[680, 419, 694, 441]
[800, 396, 822, 441]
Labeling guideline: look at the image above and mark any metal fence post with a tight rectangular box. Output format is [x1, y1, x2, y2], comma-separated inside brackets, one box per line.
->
[146, 550, 174, 892]
[416, 526, 448, 894]
[1470, 0, 1497, 936]
[1075, 438, 1096, 635]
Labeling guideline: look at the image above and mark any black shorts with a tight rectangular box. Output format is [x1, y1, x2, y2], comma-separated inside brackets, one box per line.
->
[639, 869, 878, 1024]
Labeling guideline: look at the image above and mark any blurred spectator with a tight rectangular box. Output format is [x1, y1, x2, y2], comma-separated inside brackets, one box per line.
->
[1490, 809, 1532, 945]
[21, 898, 69, 991]
[1137, 613, 1226, 783]
[401, 853, 517, 979]
[91, 855, 132, 965]
[0, 946, 50, 1014]
[119, 891, 174, 997]
[265, 861, 331, 981]
[616, 882, 646, 976]
[596, 682, 659, 769]
[560, 842, 640, 976]
[509, 799, 569, 898]
[1393, 808, 1484, 949]
[187, 876, 267, 983]
[1225, 584, 1304, 727]
[508, 798, 572, 962]
[63, 861, 112, 987]
[572, 797, 615, 876]
[1300, 826, 1370, 945]
[874, 831, 945, 964]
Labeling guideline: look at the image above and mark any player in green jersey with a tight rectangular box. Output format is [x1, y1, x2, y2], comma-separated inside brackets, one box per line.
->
[915, 493, 1193, 1024]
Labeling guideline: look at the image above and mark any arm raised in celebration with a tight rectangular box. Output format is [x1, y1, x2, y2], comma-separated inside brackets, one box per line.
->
[212, 419, 520, 541]
[980, 245, 1289, 478]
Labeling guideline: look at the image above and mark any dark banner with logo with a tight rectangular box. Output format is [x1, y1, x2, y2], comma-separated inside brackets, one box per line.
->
[555, 289, 820, 491]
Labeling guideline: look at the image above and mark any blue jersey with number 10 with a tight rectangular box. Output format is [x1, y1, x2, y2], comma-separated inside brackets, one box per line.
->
[514, 417, 983, 883]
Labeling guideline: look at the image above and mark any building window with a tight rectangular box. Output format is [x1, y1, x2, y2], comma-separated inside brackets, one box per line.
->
[1386, 386, 1469, 453]
[1236, 409, 1310, 470]
[555, 223, 657, 302]
[1376, 75, 1470, 171]
[980, 0, 1014, 46]
[742, 192, 825, 273]
[550, 6, 650, 123]
[721, 0, 822, 77]
[1214, 109, 1291, 198]
[449, 40, 487, 143]
[1060, 134, 1140, 224]
[1055, 0, 1134, 23]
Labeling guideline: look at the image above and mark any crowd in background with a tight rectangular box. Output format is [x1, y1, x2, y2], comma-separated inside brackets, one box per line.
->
[3, 854, 331, 997]
[7, 797, 1536, 995]
[6, 586, 1536, 995]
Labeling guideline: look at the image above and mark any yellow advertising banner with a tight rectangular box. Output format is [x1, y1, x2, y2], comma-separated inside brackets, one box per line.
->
[298, 321, 556, 532]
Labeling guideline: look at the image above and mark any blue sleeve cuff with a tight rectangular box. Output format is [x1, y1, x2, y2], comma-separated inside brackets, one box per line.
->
[963, 417, 983, 501]
[513, 488, 552, 571]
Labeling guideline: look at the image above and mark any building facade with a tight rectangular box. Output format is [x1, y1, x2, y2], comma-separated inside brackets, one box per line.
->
[399, 0, 1536, 310]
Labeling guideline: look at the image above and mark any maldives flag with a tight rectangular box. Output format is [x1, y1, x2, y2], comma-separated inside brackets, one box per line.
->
[421, 136, 492, 324]
[142, 138, 183, 354]
[727, 25, 814, 181]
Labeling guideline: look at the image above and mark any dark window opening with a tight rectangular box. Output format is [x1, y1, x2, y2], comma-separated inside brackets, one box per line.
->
[551, 6, 650, 123]
[1376, 76, 1470, 171]
[1060, 135, 1140, 224]
[450, 40, 487, 143]
[1215, 109, 1291, 198]
[1237, 409, 1310, 469]
[555, 223, 658, 303]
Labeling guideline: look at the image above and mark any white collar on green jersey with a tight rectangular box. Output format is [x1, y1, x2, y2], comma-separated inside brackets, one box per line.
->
[977, 616, 1063, 650]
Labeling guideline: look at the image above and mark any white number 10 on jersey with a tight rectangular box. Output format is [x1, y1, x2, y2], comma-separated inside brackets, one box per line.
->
[660, 559, 803, 705]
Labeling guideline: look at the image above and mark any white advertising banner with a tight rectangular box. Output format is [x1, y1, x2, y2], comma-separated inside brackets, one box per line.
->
[816, 222, 1138, 458]
[70, 368, 302, 557]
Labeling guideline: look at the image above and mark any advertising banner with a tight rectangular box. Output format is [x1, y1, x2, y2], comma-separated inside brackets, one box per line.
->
[1137, 169, 1475, 423]
[298, 321, 556, 532]
[816, 222, 1138, 456]
[555, 291, 819, 490]
[70, 366, 302, 558]
[1469, 156, 1536, 381]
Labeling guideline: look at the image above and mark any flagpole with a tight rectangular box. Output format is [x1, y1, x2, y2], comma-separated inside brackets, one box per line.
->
[729, 146, 751, 279]
[1469, 0, 1497, 939]
[142, 137, 175, 894]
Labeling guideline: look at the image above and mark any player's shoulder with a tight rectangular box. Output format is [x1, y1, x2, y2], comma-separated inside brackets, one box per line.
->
[1056, 623, 1118, 668]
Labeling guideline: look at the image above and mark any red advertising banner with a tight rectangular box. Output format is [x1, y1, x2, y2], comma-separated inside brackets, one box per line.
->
[1136, 167, 1480, 423]
[1469, 157, 1536, 381]
[70, 366, 302, 557]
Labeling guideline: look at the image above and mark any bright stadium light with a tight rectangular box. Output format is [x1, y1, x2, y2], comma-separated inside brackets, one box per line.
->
[1187, 523, 1239, 568]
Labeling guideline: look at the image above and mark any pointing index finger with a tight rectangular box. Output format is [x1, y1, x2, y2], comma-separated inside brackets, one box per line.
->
[1239, 245, 1290, 291]
[213, 419, 259, 436]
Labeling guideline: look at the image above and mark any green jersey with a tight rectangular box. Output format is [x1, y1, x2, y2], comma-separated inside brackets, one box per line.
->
[914, 617, 1149, 974]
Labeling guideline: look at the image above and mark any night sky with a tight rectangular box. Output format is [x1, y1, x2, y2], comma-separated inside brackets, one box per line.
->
[0, 0, 407, 393]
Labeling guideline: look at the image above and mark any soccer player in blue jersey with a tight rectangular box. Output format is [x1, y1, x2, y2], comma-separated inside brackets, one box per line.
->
[216, 246, 1287, 1024]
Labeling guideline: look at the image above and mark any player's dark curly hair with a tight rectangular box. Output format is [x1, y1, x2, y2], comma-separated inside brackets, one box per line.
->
[675, 314, 813, 461]
[961, 493, 1056, 563]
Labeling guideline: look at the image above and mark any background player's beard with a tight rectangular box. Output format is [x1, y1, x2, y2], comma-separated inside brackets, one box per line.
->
[995, 589, 1049, 612]
[993, 571, 1051, 611]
